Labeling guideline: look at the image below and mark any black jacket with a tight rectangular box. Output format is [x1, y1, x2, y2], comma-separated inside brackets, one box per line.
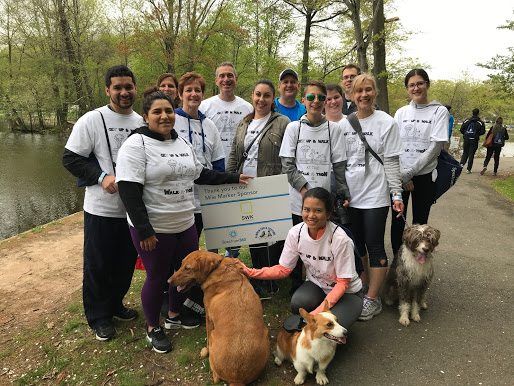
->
[460, 116, 485, 141]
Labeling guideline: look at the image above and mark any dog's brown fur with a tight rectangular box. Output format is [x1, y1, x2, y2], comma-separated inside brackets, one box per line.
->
[169, 251, 269, 386]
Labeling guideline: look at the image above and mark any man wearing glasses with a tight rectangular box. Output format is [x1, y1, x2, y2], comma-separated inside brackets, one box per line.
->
[340, 64, 361, 115]
[275, 68, 307, 121]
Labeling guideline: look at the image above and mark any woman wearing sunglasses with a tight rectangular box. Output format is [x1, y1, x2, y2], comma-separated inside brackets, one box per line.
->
[341, 73, 404, 321]
[280, 80, 350, 294]
[390, 69, 448, 265]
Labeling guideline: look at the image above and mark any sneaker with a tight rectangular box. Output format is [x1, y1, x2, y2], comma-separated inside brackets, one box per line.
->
[493, 172, 497, 176]
[480, 167, 487, 175]
[164, 312, 201, 329]
[146, 326, 172, 353]
[466, 170, 471, 174]
[94, 322, 115, 341]
[358, 296, 382, 321]
[113, 306, 138, 321]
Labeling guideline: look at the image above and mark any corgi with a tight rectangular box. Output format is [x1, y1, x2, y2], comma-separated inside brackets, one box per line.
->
[274, 301, 347, 385]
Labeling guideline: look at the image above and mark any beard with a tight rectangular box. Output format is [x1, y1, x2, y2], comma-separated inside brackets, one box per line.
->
[111, 94, 134, 110]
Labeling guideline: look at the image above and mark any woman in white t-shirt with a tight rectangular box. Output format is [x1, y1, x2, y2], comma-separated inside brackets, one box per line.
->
[341, 73, 404, 322]
[116, 88, 251, 354]
[174, 72, 225, 238]
[226, 79, 290, 298]
[325, 83, 346, 124]
[239, 187, 363, 329]
[391, 69, 448, 259]
[280, 80, 350, 294]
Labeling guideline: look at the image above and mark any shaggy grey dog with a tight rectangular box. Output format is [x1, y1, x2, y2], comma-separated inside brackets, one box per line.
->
[384, 224, 441, 326]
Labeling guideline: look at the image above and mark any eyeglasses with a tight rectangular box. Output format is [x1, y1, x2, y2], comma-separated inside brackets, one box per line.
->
[407, 81, 427, 90]
[341, 74, 357, 81]
[305, 93, 326, 102]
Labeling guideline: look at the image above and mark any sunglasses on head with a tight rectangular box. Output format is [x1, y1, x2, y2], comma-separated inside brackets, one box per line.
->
[305, 93, 326, 102]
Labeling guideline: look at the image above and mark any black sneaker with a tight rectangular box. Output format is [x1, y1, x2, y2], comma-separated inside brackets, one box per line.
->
[146, 326, 172, 353]
[94, 322, 115, 341]
[113, 306, 138, 321]
[164, 312, 201, 329]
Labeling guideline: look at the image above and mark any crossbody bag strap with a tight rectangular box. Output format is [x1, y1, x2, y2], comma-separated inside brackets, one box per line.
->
[98, 110, 116, 173]
[347, 112, 383, 165]
[237, 115, 278, 171]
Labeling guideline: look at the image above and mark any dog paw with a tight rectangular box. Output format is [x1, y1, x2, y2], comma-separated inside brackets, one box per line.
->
[421, 302, 428, 310]
[411, 313, 421, 323]
[200, 347, 209, 358]
[316, 372, 329, 385]
[294, 374, 306, 385]
[399, 315, 410, 326]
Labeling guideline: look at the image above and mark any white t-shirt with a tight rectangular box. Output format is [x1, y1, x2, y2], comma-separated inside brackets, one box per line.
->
[174, 114, 225, 212]
[200, 95, 253, 166]
[342, 110, 403, 209]
[242, 113, 271, 177]
[394, 101, 449, 176]
[115, 134, 204, 233]
[279, 119, 346, 215]
[65, 105, 144, 218]
[279, 222, 362, 294]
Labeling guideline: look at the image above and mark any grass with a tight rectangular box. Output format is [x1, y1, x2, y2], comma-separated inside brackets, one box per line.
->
[491, 175, 514, 201]
[5, 244, 294, 386]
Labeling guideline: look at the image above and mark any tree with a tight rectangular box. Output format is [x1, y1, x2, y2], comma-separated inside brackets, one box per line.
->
[479, 12, 514, 95]
[282, 0, 347, 86]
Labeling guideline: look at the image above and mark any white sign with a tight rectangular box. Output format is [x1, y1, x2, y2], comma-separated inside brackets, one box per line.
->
[198, 174, 292, 249]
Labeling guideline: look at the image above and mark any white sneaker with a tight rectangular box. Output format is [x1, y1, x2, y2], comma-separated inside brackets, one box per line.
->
[359, 296, 382, 321]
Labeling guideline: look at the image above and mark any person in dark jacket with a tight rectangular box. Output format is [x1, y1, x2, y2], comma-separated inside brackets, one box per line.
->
[459, 108, 486, 173]
[480, 116, 509, 176]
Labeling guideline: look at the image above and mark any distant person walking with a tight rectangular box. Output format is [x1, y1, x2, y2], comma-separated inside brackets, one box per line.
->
[481, 117, 509, 176]
[339, 64, 361, 115]
[460, 108, 485, 173]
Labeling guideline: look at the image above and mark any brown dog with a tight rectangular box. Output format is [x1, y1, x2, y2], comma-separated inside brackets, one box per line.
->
[169, 251, 269, 386]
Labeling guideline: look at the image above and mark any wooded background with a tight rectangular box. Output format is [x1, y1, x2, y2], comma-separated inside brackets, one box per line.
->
[0, 0, 512, 132]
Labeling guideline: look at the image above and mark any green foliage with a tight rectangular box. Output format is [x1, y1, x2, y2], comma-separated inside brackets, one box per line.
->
[491, 176, 514, 202]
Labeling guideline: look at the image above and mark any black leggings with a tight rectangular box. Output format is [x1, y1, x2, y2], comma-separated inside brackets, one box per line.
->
[483, 147, 502, 173]
[348, 206, 389, 267]
[390, 172, 435, 254]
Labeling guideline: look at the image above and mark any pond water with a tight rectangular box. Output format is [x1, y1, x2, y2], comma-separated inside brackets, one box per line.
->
[0, 131, 83, 240]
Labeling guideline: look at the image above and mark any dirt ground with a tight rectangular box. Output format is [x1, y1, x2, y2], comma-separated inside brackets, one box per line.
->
[0, 212, 84, 329]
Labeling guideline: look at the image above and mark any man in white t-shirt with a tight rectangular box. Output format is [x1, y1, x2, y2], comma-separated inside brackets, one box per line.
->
[200, 62, 253, 168]
[200, 62, 252, 258]
[63, 65, 144, 342]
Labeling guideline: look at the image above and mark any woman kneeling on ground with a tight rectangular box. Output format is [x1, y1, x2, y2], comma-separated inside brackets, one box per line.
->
[238, 187, 363, 329]
[116, 88, 251, 354]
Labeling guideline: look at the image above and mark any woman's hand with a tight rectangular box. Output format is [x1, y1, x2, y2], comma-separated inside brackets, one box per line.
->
[234, 259, 251, 276]
[392, 200, 405, 219]
[140, 235, 158, 252]
[342, 199, 350, 208]
[238, 174, 253, 184]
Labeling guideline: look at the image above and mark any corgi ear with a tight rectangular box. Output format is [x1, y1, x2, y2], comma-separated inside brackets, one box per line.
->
[299, 308, 312, 323]
[321, 299, 330, 312]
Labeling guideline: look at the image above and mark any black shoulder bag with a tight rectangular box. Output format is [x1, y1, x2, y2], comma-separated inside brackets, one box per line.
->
[346, 112, 383, 171]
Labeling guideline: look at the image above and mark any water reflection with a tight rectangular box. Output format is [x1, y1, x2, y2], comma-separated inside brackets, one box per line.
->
[0, 131, 84, 240]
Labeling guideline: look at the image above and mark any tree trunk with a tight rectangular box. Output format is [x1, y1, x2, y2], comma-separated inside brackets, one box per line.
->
[301, 12, 312, 90]
[372, 0, 389, 113]
[56, 0, 87, 116]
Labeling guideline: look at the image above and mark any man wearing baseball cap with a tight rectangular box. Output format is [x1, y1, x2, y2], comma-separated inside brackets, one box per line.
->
[274, 69, 306, 121]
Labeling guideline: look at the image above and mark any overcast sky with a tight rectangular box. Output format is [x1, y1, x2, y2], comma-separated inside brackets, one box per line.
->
[392, 0, 513, 80]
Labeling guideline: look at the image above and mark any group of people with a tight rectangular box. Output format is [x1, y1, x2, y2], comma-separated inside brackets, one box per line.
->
[64, 62, 456, 355]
